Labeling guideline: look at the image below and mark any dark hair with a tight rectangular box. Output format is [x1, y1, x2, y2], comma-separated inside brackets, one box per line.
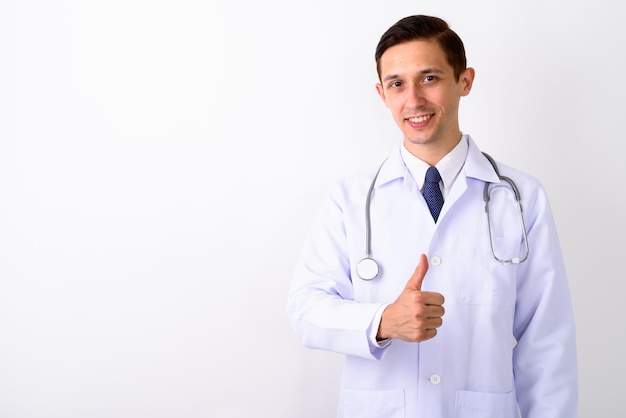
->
[375, 15, 467, 81]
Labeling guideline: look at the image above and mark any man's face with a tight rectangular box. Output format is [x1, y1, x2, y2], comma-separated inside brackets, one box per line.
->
[376, 40, 474, 160]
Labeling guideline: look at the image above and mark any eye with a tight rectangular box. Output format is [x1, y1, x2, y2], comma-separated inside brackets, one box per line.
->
[389, 80, 402, 88]
[423, 75, 437, 83]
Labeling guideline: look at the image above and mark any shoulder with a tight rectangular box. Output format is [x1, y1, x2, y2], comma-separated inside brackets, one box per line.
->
[327, 164, 384, 208]
[328, 151, 403, 205]
[468, 136, 552, 218]
[489, 159, 547, 200]
[490, 160, 543, 189]
[485, 158, 553, 220]
[468, 138, 546, 196]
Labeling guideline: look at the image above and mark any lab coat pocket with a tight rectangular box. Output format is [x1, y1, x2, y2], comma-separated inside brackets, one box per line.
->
[455, 390, 518, 417]
[458, 235, 518, 307]
[340, 388, 405, 418]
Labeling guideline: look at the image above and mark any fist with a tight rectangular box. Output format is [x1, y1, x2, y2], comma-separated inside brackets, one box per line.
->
[377, 254, 445, 342]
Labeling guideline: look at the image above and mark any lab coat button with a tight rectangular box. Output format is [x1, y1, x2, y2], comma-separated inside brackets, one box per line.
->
[430, 256, 441, 266]
[428, 374, 442, 385]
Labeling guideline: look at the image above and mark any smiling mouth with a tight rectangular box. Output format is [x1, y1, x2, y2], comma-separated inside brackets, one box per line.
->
[407, 114, 433, 123]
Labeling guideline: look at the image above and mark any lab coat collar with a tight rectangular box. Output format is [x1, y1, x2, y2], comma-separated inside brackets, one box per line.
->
[374, 135, 501, 189]
[462, 135, 501, 184]
[372, 148, 406, 188]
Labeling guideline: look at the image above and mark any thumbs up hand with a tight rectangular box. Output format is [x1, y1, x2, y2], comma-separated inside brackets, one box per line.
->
[376, 254, 445, 342]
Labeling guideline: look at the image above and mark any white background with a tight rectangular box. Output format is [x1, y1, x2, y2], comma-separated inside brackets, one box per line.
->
[1, 1, 624, 417]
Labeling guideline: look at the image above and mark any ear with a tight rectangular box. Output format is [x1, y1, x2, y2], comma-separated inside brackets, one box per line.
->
[459, 67, 475, 97]
[375, 82, 389, 107]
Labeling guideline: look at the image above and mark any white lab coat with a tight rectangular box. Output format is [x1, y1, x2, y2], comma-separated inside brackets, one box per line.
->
[287, 136, 577, 418]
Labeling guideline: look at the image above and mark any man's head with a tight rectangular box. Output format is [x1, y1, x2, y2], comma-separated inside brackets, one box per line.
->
[375, 15, 467, 82]
[374, 15, 475, 163]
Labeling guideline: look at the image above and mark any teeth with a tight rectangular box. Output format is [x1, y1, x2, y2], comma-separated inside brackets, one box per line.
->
[409, 115, 431, 123]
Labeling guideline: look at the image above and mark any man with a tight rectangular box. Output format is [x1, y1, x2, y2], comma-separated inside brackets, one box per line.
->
[287, 15, 577, 418]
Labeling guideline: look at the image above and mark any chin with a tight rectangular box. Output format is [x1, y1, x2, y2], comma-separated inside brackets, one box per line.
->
[405, 135, 435, 146]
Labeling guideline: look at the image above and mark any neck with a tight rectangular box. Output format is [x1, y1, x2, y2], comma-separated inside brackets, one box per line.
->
[404, 132, 463, 166]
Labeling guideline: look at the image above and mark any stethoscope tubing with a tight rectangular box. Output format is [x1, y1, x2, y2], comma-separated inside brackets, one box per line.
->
[357, 159, 388, 281]
[357, 152, 529, 280]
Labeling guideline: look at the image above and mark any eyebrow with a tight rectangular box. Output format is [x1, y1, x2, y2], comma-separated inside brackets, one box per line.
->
[382, 67, 446, 83]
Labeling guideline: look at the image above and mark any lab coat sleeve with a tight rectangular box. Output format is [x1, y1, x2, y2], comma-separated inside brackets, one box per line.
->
[512, 184, 578, 417]
[286, 183, 390, 360]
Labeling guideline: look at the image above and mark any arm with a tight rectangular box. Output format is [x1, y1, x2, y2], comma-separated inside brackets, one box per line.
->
[286, 188, 388, 360]
[513, 187, 578, 417]
[286, 186, 445, 359]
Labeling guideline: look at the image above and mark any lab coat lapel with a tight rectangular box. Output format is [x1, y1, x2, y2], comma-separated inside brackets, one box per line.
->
[437, 136, 501, 223]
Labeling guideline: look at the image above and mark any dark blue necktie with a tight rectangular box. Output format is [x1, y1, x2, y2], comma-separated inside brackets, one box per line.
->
[423, 166, 444, 222]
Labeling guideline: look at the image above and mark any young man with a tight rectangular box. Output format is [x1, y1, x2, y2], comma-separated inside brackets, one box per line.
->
[287, 15, 577, 418]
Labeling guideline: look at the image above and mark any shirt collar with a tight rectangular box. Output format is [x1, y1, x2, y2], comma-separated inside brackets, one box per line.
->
[400, 135, 469, 196]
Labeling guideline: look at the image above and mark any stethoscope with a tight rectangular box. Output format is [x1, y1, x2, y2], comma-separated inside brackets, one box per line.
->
[356, 152, 530, 281]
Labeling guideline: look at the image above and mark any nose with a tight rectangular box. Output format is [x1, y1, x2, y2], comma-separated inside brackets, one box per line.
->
[406, 84, 426, 108]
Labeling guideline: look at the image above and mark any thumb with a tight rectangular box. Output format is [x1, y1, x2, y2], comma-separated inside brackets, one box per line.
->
[405, 253, 429, 291]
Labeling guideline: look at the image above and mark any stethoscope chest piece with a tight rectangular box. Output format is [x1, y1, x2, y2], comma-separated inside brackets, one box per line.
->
[357, 257, 379, 280]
